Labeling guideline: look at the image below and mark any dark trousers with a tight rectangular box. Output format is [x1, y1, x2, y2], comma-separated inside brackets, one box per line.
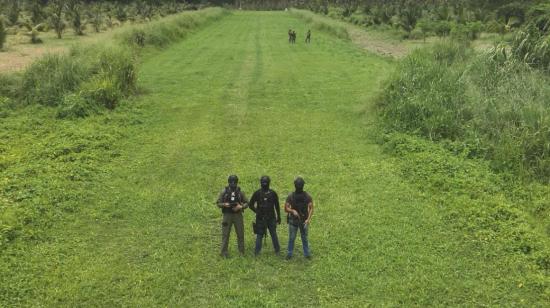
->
[221, 212, 244, 256]
[255, 218, 280, 254]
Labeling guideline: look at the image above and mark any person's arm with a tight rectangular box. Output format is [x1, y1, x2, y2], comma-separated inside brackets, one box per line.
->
[234, 191, 249, 211]
[248, 191, 257, 213]
[284, 195, 299, 217]
[274, 192, 281, 224]
[217, 190, 230, 209]
[305, 194, 314, 225]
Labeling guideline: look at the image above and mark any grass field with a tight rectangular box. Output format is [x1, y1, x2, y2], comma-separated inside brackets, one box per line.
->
[1, 11, 548, 306]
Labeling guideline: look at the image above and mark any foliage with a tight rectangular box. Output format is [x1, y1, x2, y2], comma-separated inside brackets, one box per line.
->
[22, 21, 44, 44]
[290, 9, 350, 40]
[88, 4, 104, 33]
[118, 7, 229, 48]
[56, 92, 99, 119]
[397, 1, 421, 34]
[377, 41, 550, 182]
[22, 54, 89, 106]
[28, 1, 46, 25]
[66, 0, 86, 36]
[0, 17, 6, 50]
[6, 0, 20, 25]
[47, 0, 65, 39]
[380, 132, 549, 295]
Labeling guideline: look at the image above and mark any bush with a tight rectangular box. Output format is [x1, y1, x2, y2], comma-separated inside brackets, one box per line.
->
[377, 41, 550, 182]
[93, 46, 137, 95]
[377, 43, 471, 140]
[433, 20, 452, 37]
[117, 7, 228, 49]
[0, 17, 6, 50]
[22, 54, 89, 106]
[80, 77, 122, 110]
[56, 93, 98, 119]
[0, 96, 15, 118]
[0, 73, 21, 99]
[290, 9, 350, 41]
[511, 23, 550, 72]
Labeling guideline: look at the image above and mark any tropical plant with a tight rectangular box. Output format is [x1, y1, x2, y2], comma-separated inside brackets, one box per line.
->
[0, 17, 6, 50]
[89, 4, 104, 33]
[47, 0, 65, 39]
[22, 20, 44, 44]
[66, 0, 86, 36]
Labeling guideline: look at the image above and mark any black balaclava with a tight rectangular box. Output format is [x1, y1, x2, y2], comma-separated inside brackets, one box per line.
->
[260, 176, 270, 191]
[228, 175, 238, 191]
[294, 177, 305, 193]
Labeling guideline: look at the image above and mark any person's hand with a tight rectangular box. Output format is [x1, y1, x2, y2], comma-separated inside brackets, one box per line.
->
[224, 203, 230, 208]
[293, 210, 299, 217]
[232, 204, 242, 212]
[304, 219, 310, 225]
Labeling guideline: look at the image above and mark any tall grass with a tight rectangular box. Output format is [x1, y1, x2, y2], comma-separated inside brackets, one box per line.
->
[289, 9, 350, 41]
[377, 42, 550, 183]
[0, 8, 229, 117]
[118, 7, 228, 48]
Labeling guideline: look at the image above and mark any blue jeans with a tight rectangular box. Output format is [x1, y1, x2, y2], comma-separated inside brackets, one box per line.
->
[255, 218, 280, 254]
[287, 223, 310, 257]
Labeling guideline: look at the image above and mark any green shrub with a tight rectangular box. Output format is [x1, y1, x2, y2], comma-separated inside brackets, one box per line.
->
[377, 43, 471, 140]
[290, 9, 350, 41]
[118, 7, 228, 49]
[93, 46, 137, 95]
[0, 17, 6, 50]
[433, 20, 452, 37]
[0, 96, 14, 118]
[56, 93, 98, 119]
[0, 74, 21, 99]
[377, 41, 550, 182]
[22, 54, 89, 106]
[80, 77, 121, 110]
[465, 54, 550, 181]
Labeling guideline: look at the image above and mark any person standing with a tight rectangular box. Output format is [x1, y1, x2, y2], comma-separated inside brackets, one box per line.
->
[217, 175, 249, 258]
[285, 177, 314, 259]
[305, 29, 311, 43]
[249, 176, 281, 256]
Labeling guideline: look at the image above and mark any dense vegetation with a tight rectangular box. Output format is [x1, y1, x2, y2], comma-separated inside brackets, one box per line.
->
[0, 0, 196, 45]
[374, 5, 550, 290]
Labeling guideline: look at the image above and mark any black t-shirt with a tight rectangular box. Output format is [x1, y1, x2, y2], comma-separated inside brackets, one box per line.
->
[286, 191, 312, 223]
[249, 189, 280, 220]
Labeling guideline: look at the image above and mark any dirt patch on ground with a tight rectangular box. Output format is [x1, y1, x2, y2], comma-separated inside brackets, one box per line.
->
[0, 45, 68, 73]
[348, 28, 411, 58]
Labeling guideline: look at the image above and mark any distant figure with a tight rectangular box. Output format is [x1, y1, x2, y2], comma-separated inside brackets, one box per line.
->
[305, 29, 311, 43]
[288, 29, 292, 43]
[291, 30, 297, 44]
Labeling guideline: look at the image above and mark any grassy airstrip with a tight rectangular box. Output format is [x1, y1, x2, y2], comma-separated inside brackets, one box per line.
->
[1, 11, 548, 306]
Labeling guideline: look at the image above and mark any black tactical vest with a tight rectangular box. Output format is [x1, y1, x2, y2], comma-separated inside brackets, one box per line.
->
[289, 192, 309, 221]
[257, 190, 275, 218]
[222, 186, 242, 213]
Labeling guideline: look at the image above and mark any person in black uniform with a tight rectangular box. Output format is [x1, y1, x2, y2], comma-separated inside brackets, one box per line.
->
[249, 176, 281, 255]
[285, 177, 314, 259]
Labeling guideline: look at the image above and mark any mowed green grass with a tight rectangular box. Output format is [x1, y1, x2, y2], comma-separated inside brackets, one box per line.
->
[1, 12, 544, 306]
